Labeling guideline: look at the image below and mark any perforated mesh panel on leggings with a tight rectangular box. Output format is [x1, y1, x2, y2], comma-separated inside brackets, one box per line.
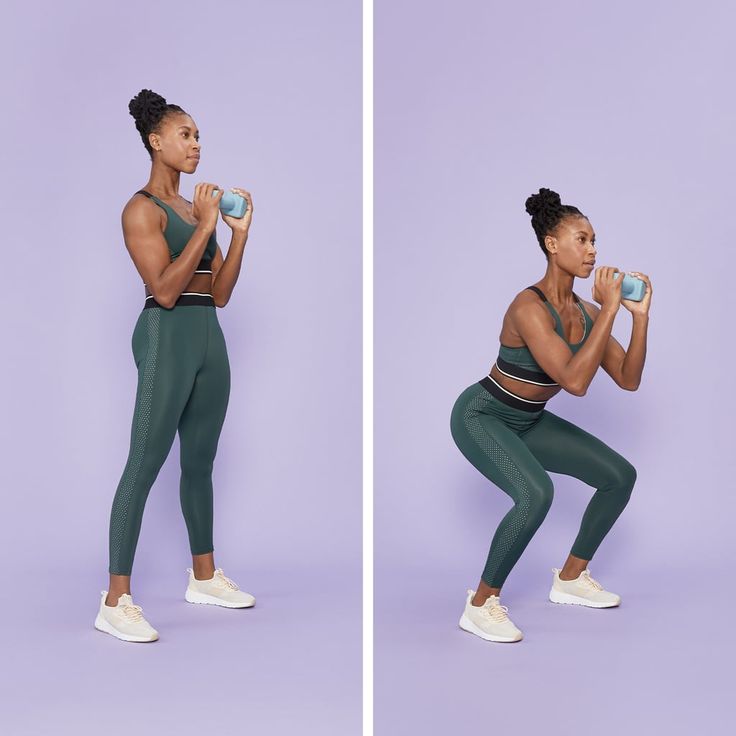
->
[109, 309, 160, 573]
[461, 391, 533, 585]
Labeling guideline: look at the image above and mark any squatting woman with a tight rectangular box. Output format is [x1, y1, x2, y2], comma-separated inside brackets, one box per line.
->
[450, 187, 651, 643]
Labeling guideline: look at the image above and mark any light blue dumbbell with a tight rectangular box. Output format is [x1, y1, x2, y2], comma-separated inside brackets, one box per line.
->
[212, 189, 248, 218]
[614, 272, 646, 302]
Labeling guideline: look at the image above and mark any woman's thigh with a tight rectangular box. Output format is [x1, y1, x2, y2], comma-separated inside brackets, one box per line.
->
[520, 409, 636, 489]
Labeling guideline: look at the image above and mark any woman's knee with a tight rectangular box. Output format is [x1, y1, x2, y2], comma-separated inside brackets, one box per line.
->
[520, 475, 554, 521]
[610, 456, 637, 497]
[180, 457, 214, 478]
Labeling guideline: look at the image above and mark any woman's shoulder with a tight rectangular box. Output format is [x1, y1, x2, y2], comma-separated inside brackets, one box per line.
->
[502, 287, 554, 341]
[121, 191, 165, 231]
[124, 190, 154, 213]
[508, 285, 548, 316]
[510, 285, 537, 303]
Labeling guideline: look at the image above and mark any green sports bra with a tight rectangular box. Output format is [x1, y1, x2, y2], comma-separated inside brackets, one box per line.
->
[495, 285, 594, 386]
[136, 189, 217, 263]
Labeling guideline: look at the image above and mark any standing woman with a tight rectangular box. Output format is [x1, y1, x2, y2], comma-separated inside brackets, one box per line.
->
[94, 89, 255, 643]
[450, 188, 651, 644]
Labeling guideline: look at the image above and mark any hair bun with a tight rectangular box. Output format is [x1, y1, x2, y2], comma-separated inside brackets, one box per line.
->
[525, 187, 562, 218]
[128, 88, 168, 124]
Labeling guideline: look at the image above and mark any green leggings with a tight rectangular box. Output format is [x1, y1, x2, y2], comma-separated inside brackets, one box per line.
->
[450, 382, 636, 588]
[108, 304, 231, 575]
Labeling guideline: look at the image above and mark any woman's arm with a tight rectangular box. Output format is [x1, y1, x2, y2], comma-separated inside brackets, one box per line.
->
[513, 266, 623, 396]
[212, 188, 253, 308]
[583, 272, 651, 390]
[211, 231, 247, 308]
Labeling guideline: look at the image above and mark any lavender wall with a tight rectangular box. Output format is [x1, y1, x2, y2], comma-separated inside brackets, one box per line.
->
[376, 1, 735, 733]
[0, 2, 361, 734]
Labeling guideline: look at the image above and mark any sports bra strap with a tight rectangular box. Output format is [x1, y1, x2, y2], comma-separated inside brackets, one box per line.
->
[526, 285, 547, 301]
[136, 189, 165, 205]
[526, 285, 580, 304]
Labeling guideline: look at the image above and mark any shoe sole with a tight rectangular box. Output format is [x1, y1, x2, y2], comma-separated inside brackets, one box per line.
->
[458, 613, 523, 642]
[94, 614, 159, 642]
[548, 589, 620, 608]
[185, 589, 255, 608]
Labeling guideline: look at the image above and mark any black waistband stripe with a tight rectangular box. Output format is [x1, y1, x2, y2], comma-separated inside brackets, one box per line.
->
[495, 356, 558, 387]
[143, 293, 215, 310]
[478, 374, 548, 413]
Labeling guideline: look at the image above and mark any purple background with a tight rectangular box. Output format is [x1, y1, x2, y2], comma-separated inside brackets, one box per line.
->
[376, 1, 735, 733]
[0, 1, 361, 734]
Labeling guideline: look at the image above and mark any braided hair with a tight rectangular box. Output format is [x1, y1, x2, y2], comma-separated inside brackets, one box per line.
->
[525, 188, 586, 258]
[128, 88, 187, 159]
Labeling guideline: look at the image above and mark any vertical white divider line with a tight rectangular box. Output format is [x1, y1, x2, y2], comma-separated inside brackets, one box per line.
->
[363, 0, 374, 734]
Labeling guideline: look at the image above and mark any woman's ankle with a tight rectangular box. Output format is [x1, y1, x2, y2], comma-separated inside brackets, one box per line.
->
[105, 589, 131, 606]
[472, 587, 501, 606]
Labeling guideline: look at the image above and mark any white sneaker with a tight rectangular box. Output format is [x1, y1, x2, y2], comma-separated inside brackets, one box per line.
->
[184, 568, 255, 608]
[94, 590, 159, 642]
[549, 567, 620, 608]
[458, 589, 523, 642]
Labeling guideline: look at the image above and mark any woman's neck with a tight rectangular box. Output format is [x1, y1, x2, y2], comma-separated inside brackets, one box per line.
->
[539, 263, 576, 306]
[145, 163, 181, 200]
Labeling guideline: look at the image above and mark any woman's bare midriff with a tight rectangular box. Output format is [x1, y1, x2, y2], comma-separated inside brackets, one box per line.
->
[144, 272, 212, 299]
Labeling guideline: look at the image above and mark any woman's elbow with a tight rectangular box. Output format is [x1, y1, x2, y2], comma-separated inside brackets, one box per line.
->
[563, 381, 587, 397]
[212, 287, 230, 308]
[151, 289, 175, 309]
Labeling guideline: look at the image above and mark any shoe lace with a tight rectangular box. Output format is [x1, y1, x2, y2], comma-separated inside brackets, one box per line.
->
[482, 598, 510, 623]
[581, 569, 604, 591]
[121, 602, 144, 622]
[214, 568, 239, 591]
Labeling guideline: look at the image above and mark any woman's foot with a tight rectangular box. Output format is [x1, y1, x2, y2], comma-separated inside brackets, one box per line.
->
[94, 590, 159, 642]
[184, 568, 255, 608]
[549, 567, 620, 608]
[458, 589, 523, 642]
